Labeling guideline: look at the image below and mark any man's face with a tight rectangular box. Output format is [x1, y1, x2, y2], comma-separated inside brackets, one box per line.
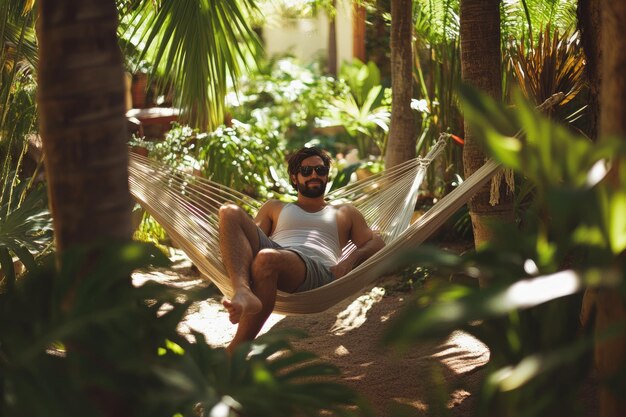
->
[294, 156, 329, 198]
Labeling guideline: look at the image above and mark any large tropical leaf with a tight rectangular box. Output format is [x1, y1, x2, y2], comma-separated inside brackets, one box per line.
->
[0, 181, 53, 286]
[3, 238, 368, 415]
[500, 0, 577, 41]
[378, 84, 626, 416]
[153, 329, 369, 417]
[119, 0, 261, 131]
[338, 58, 382, 108]
[414, 0, 460, 43]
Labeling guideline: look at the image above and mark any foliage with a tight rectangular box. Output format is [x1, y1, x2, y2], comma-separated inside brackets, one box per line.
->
[150, 122, 288, 200]
[501, 0, 577, 42]
[229, 57, 344, 153]
[118, 0, 261, 130]
[0, 2, 45, 279]
[132, 209, 169, 255]
[0, 179, 53, 290]
[229, 57, 391, 165]
[407, 0, 581, 197]
[383, 87, 626, 416]
[322, 59, 391, 158]
[339, 59, 384, 110]
[415, 0, 460, 44]
[0, 1, 39, 200]
[254, 0, 319, 20]
[149, 124, 200, 172]
[412, 0, 463, 195]
[196, 121, 288, 199]
[0, 240, 367, 416]
[507, 26, 585, 117]
[0, 73, 37, 177]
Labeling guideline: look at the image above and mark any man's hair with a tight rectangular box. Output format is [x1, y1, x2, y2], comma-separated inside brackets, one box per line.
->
[287, 147, 332, 188]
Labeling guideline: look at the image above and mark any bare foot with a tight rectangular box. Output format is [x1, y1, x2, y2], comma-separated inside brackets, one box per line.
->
[222, 288, 262, 324]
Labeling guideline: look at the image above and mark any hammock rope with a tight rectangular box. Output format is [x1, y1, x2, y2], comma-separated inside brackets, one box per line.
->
[129, 133, 488, 314]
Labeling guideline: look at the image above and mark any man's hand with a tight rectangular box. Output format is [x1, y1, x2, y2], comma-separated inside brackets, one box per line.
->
[330, 258, 355, 279]
[331, 233, 385, 279]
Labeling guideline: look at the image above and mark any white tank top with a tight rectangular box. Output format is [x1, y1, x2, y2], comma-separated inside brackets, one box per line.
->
[271, 203, 341, 267]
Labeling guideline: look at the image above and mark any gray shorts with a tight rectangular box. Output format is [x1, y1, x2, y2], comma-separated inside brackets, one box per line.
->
[256, 228, 335, 292]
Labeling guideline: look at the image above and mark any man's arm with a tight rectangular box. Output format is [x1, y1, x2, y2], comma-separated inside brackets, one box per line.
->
[254, 199, 282, 236]
[331, 206, 385, 278]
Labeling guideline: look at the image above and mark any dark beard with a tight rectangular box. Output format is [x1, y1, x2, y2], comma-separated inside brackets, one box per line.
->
[297, 180, 326, 198]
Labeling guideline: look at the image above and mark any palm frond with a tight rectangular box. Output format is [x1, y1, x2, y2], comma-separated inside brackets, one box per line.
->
[416, 0, 460, 43]
[120, 0, 261, 130]
[508, 26, 584, 107]
[0, 182, 53, 287]
[501, 0, 577, 42]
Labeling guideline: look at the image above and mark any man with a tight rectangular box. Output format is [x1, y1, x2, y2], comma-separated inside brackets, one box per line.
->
[218, 147, 385, 352]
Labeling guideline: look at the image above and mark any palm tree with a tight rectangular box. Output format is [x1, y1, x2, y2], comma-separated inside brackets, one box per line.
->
[119, 0, 261, 131]
[460, 0, 514, 271]
[36, 0, 133, 414]
[385, 0, 417, 168]
[37, 0, 132, 254]
[36, 0, 265, 247]
[589, 2, 626, 416]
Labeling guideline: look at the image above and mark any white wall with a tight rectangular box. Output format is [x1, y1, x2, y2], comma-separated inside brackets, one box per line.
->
[335, 0, 354, 68]
[262, 0, 354, 68]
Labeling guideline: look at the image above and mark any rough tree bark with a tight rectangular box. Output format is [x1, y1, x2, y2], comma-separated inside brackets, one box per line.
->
[591, 1, 626, 416]
[577, 0, 601, 141]
[37, 0, 132, 254]
[460, 0, 514, 272]
[384, 0, 417, 168]
[37, 2, 132, 413]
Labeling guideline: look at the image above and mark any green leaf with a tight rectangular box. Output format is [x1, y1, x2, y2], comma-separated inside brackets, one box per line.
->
[488, 335, 594, 393]
[11, 244, 36, 271]
[0, 246, 15, 290]
[608, 190, 626, 254]
[384, 269, 615, 348]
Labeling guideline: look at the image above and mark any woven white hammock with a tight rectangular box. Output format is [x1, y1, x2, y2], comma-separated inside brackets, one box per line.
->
[128, 134, 500, 314]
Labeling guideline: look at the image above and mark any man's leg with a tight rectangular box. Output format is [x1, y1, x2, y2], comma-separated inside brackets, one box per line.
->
[218, 203, 264, 323]
[227, 248, 306, 353]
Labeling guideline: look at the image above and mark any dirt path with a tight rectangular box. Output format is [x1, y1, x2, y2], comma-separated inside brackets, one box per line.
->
[134, 250, 597, 416]
[134, 252, 490, 416]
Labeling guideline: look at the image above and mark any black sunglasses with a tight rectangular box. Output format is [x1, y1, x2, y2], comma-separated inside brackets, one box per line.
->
[298, 165, 329, 177]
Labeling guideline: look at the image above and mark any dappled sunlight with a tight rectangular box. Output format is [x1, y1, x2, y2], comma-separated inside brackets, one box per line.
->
[586, 159, 609, 187]
[391, 397, 428, 412]
[431, 330, 490, 374]
[331, 286, 385, 335]
[180, 297, 286, 347]
[344, 374, 367, 382]
[334, 344, 350, 356]
[448, 389, 473, 408]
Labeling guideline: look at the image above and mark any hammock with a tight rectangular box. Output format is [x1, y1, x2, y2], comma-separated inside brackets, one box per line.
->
[128, 134, 499, 314]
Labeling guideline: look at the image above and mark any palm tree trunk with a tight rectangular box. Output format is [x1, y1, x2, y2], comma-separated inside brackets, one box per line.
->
[385, 0, 416, 168]
[37, 1, 132, 413]
[460, 0, 513, 271]
[593, 2, 626, 416]
[577, 0, 601, 141]
[352, 3, 366, 62]
[37, 0, 132, 254]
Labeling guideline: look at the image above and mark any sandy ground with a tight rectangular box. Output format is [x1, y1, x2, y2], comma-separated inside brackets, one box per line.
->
[133, 249, 597, 417]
